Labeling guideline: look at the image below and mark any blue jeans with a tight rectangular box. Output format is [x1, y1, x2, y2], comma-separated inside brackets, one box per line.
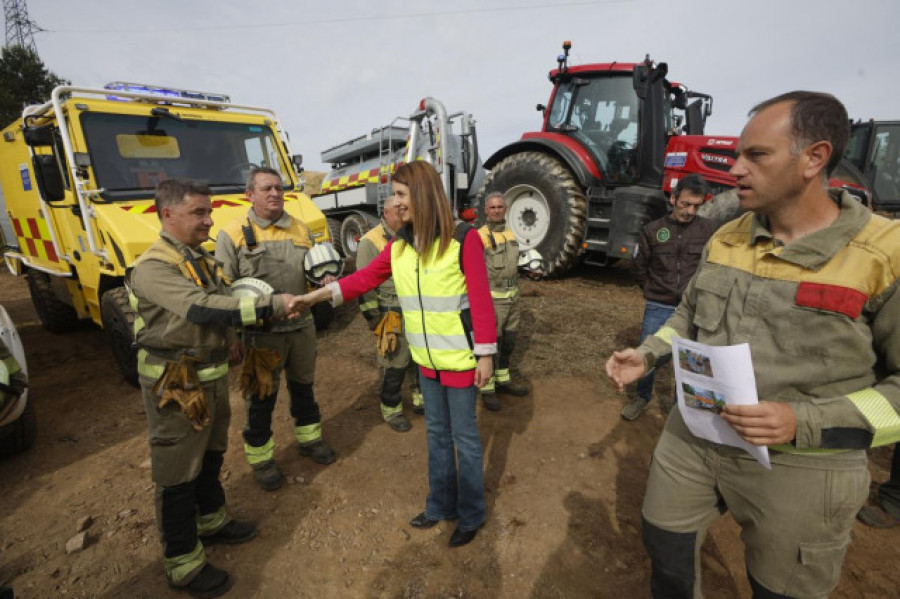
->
[636, 300, 676, 402]
[419, 373, 486, 531]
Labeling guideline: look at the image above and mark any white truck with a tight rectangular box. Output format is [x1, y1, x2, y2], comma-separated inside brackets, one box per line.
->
[312, 97, 487, 259]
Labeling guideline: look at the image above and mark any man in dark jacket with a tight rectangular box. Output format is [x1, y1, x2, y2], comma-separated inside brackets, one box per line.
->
[623, 174, 717, 420]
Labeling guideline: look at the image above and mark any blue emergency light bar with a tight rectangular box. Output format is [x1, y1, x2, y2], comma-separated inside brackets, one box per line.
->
[103, 82, 231, 104]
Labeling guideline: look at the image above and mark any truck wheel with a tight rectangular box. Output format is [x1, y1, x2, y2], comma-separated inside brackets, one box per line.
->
[326, 218, 344, 255]
[0, 399, 36, 457]
[340, 214, 370, 261]
[479, 152, 586, 276]
[311, 302, 334, 331]
[26, 270, 79, 333]
[100, 287, 139, 387]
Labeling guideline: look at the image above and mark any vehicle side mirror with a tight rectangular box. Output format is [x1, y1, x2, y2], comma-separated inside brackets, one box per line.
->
[633, 65, 648, 99]
[536, 103, 546, 114]
[684, 100, 705, 136]
[32, 155, 65, 202]
[24, 125, 54, 147]
[291, 153, 304, 174]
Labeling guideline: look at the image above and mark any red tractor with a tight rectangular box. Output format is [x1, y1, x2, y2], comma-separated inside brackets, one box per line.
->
[479, 41, 738, 275]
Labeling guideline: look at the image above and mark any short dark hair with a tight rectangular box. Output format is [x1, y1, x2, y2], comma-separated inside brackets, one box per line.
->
[674, 174, 708, 199]
[246, 166, 283, 192]
[155, 179, 211, 217]
[749, 91, 849, 176]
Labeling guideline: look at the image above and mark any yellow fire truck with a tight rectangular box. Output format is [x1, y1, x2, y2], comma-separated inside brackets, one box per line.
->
[0, 82, 329, 385]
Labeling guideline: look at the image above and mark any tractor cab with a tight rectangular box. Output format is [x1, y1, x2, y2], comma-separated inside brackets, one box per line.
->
[546, 66, 642, 185]
[541, 42, 712, 190]
[480, 41, 719, 275]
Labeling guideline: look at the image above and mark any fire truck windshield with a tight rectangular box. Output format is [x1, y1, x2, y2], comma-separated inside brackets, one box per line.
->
[79, 112, 292, 199]
[548, 73, 640, 184]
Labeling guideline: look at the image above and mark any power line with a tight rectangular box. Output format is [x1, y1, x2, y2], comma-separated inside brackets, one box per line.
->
[40, 0, 633, 34]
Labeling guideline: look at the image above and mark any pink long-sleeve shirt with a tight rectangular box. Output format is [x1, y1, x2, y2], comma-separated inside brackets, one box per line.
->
[329, 228, 497, 388]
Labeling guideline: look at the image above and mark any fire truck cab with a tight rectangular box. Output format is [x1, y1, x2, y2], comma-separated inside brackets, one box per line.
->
[0, 83, 329, 384]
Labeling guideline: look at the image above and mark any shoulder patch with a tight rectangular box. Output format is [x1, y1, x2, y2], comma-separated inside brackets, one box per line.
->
[796, 282, 868, 319]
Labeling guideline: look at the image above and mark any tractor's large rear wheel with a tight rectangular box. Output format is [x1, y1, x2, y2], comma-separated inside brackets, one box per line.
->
[479, 152, 585, 276]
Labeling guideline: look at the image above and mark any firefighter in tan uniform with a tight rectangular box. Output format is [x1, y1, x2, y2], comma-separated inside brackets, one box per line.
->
[478, 192, 530, 411]
[607, 92, 900, 597]
[130, 179, 301, 597]
[216, 167, 336, 492]
[356, 196, 423, 432]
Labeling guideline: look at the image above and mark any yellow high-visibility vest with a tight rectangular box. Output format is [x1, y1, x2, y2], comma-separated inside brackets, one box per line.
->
[391, 227, 475, 372]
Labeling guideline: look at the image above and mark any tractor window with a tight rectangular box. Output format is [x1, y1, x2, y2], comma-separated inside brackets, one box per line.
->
[548, 89, 572, 129]
[547, 74, 640, 184]
[80, 113, 293, 199]
[844, 125, 870, 171]
[871, 124, 900, 200]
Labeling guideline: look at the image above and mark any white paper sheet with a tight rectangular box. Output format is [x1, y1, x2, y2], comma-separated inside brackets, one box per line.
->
[671, 337, 771, 469]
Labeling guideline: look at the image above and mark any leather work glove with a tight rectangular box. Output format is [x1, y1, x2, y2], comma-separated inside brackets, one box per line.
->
[373, 311, 402, 357]
[240, 347, 282, 399]
[152, 354, 210, 432]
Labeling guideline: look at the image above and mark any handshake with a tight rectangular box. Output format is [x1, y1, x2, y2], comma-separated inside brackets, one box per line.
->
[279, 281, 335, 319]
[283, 293, 315, 317]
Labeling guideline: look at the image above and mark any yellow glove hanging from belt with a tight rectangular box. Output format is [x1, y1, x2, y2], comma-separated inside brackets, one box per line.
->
[152, 354, 210, 431]
[373, 311, 402, 357]
[240, 347, 282, 399]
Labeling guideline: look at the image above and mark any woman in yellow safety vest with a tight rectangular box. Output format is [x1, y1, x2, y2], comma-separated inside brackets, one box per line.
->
[299, 161, 497, 547]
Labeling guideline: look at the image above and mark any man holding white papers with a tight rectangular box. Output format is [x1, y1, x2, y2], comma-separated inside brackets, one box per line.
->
[606, 92, 900, 598]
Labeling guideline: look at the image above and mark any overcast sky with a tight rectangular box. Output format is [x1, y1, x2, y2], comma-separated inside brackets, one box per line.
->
[16, 0, 900, 171]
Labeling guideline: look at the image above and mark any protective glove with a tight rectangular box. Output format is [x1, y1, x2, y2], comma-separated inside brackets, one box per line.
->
[240, 347, 282, 399]
[373, 311, 402, 357]
[153, 354, 210, 431]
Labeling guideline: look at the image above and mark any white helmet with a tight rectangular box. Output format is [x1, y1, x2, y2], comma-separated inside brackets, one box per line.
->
[230, 277, 275, 299]
[304, 242, 344, 284]
[517, 249, 546, 280]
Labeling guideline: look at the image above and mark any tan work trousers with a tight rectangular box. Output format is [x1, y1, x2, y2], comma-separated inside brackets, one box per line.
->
[140, 375, 231, 487]
[643, 420, 869, 598]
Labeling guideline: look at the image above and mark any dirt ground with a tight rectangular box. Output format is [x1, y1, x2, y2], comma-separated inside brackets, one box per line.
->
[0, 264, 897, 598]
